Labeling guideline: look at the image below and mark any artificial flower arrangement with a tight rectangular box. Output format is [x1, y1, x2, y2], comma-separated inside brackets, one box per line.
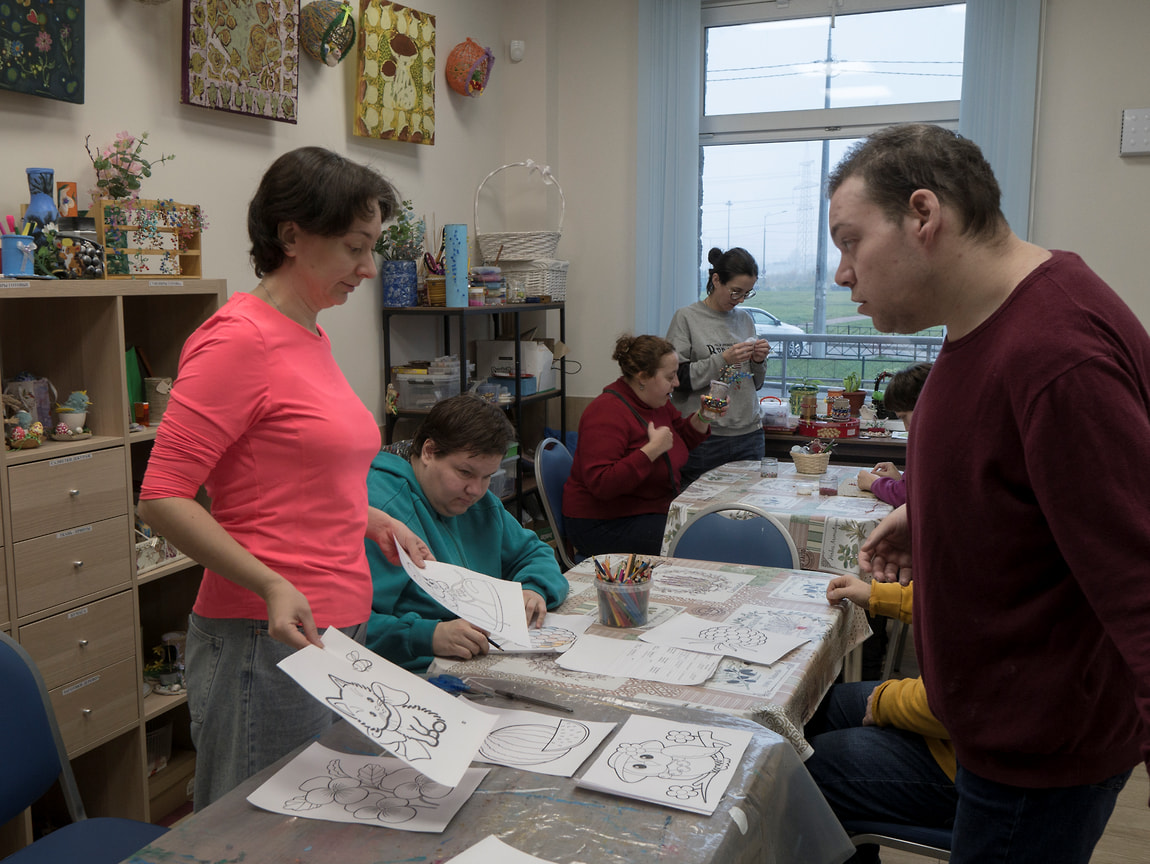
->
[85, 130, 175, 205]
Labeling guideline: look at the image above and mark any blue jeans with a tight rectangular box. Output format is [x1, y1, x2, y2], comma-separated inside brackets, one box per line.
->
[185, 613, 366, 810]
[805, 681, 957, 864]
[680, 429, 765, 486]
[949, 764, 1130, 864]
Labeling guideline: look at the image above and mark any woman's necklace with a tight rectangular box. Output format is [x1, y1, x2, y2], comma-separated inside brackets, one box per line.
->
[258, 281, 282, 313]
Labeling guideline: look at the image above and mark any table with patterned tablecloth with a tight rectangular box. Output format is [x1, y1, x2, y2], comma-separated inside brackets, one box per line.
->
[660, 460, 894, 574]
[430, 555, 871, 760]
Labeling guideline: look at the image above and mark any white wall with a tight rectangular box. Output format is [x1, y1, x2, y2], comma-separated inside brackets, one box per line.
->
[1030, 0, 1150, 322]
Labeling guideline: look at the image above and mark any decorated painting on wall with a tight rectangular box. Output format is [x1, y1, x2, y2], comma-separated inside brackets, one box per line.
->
[181, 0, 300, 123]
[0, 1, 84, 104]
[355, 1, 435, 145]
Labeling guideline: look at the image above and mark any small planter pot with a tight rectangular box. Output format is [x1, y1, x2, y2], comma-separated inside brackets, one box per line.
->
[381, 259, 418, 307]
[844, 390, 867, 417]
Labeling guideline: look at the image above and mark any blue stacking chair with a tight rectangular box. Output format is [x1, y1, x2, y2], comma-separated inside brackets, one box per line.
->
[668, 502, 801, 569]
[843, 819, 952, 861]
[534, 437, 582, 570]
[0, 630, 168, 863]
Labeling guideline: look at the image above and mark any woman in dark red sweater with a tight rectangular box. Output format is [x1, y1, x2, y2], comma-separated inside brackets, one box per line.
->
[562, 334, 717, 556]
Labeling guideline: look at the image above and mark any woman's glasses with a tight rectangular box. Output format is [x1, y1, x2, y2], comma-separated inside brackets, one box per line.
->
[728, 287, 756, 302]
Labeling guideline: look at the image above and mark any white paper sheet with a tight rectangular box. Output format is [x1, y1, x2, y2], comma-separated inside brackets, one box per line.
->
[555, 634, 722, 685]
[644, 565, 758, 603]
[576, 714, 753, 815]
[396, 542, 532, 647]
[769, 572, 833, 605]
[447, 835, 559, 863]
[468, 701, 616, 776]
[246, 741, 486, 830]
[638, 612, 810, 665]
[278, 628, 497, 787]
[494, 613, 596, 653]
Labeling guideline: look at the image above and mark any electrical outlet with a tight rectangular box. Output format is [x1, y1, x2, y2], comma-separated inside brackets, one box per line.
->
[1120, 108, 1150, 156]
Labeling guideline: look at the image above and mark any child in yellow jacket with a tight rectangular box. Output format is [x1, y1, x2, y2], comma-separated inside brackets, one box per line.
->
[803, 575, 957, 862]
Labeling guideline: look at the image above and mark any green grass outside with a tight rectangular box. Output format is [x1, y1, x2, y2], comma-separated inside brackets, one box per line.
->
[742, 288, 942, 389]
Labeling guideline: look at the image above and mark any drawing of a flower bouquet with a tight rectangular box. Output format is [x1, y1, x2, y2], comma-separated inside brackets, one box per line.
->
[286, 758, 452, 824]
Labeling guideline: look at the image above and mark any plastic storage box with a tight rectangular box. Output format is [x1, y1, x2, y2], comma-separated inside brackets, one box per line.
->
[396, 373, 461, 409]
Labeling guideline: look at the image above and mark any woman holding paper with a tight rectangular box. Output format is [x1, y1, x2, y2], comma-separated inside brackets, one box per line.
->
[137, 147, 431, 810]
[365, 395, 569, 671]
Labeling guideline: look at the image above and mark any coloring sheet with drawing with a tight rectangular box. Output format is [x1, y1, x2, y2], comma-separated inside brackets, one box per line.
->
[493, 613, 596, 653]
[447, 835, 559, 863]
[555, 634, 722, 685]
[468, 701, 616, 776]
[644, 565, 757, 603]
[638, 612, 809, 665]
[576, 714, 752, 815]
[396, 541, 532, 647]
[278, 628, 497, 787]
[246, 741, 486, 831]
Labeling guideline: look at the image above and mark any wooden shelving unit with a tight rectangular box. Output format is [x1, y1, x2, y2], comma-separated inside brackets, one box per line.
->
[0, 277, 224, 851]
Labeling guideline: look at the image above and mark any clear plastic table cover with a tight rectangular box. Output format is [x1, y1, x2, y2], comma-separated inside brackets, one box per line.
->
[141, 690, 855, 864]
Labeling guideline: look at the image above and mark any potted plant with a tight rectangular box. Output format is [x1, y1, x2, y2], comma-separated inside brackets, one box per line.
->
[841, 370, 867, 417]
[872, 370, 895, 419]
[375, 200, 426, 307]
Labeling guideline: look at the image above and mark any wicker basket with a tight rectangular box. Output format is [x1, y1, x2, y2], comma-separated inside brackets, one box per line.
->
[791, 451, 831, 475]
[475, 160, 565, 261]
[500, 259, 568, 301]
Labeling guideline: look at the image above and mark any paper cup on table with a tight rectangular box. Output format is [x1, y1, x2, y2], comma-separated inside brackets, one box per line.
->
[596, 580, 651, 628]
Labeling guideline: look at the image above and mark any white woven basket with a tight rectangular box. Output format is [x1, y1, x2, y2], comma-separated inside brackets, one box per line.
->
[501, 259, 568, 301]
[474, 160, 565, 261]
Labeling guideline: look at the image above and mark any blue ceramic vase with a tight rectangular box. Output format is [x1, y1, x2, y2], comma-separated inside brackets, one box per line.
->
[382, 259, 418, 307]
[23, 167, 59, 234]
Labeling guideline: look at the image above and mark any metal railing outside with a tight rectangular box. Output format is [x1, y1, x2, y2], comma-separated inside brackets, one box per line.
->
[765, 333, 944, 396]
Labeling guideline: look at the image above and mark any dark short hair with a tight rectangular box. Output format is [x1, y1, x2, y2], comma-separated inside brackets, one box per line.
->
[828, 124, 1006, 241]
[613, 334, 676, 380]
[411, 394, 515, 459]
[883, 362, 933, 414]
[248, 147, 400, 277]
[706, 246, 759, 295]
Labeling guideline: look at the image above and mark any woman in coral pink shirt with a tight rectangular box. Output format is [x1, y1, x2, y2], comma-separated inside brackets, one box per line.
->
[138, 148, 430, 809]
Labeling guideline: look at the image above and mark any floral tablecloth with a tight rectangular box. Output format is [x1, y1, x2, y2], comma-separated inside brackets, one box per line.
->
[660, 460, 894, 575]
[429, 556, 871, 760]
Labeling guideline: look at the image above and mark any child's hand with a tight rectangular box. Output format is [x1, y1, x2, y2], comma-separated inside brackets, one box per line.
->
[826, 574, 871, 609]
[857, 469, 877, 492]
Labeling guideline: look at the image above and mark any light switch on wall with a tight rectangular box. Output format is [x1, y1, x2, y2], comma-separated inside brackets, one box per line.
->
[509, 40, 525, 63]
[1120, 108, 1150, 156]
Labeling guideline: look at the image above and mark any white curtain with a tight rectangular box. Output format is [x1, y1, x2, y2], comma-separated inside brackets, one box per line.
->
[634, 0, 702, 336]
[959, 0, 1043, 239]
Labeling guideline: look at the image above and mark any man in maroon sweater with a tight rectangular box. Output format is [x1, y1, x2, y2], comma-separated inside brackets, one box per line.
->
[830, 124, 1150, 863]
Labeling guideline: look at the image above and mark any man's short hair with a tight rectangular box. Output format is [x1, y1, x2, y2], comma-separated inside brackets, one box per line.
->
[411, 394, 515, 459]
[828, 123, 1007, 241]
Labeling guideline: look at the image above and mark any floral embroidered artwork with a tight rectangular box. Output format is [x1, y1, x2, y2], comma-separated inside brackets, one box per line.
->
[0, 1, 83, 104]
[181, 0, 300, 123]
[355, 1, 435, 145]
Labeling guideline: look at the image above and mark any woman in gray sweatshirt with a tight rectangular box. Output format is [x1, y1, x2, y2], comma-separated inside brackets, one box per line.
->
[666, 246, 770, 485]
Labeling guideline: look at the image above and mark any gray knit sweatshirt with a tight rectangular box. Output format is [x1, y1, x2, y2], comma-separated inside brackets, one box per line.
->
[665, 300, 765, 437]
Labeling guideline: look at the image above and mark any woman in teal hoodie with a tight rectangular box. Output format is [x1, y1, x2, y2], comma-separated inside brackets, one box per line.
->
[365, 394, 569, 671]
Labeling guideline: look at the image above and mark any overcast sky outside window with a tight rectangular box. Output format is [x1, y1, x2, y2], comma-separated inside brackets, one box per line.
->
[700, 5, 965, 303]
